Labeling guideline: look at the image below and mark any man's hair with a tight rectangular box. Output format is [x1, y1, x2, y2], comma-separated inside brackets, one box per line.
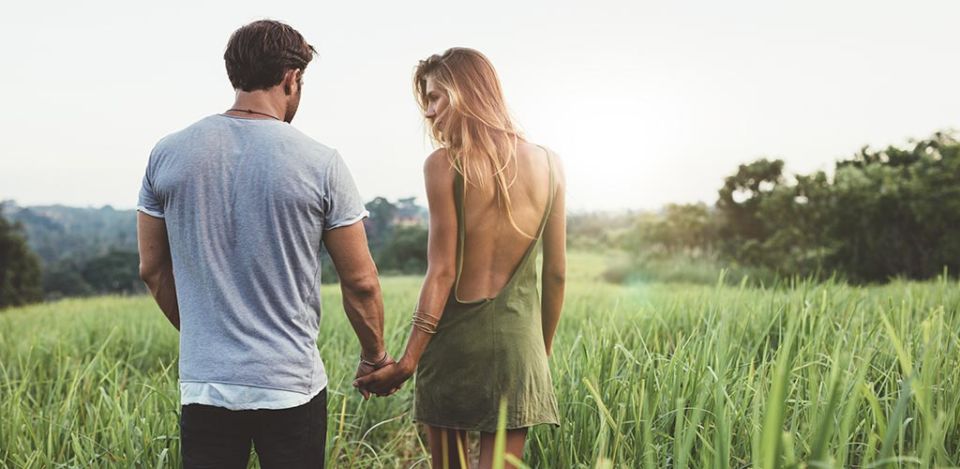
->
[224, 20, 316, 91]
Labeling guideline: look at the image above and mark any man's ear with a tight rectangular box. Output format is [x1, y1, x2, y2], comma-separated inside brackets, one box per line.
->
[282, 69, 301, 96]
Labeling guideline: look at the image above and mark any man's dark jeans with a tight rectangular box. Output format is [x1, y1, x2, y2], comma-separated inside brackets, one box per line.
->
[180, 388, 327, 469]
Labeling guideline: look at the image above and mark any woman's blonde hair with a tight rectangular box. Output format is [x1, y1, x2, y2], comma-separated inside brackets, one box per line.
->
[414, 47, 532, 237]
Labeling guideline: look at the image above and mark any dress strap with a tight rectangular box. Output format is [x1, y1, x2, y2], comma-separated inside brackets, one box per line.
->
[533, 145, 556, 239]
[452, 161, 468, 298]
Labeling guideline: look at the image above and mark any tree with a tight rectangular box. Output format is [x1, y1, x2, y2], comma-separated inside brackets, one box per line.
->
[708, 132, 960, 282]
[363, 197, 397, 249]
[377, 225, 429, 274]
[628, 203, 716, 256]
[43, 260, 93, 298]
[715, 158, 785, 265]
[80, 250, 142, 294]
[826, 132, 960, 281]
[0, 208, 43, 308]
[757, 170, 835, 276]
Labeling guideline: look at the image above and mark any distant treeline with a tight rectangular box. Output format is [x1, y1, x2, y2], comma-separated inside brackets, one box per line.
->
[572, 131, 960, 284]
[0, 204, 142, 301]
[0, 197, 429, 308]
[2, 130, 958, 307]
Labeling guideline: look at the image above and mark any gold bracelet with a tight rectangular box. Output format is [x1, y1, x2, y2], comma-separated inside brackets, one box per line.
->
[411, 321, 438, 335]
[411, 316, 439, 334]
[413, 309, 441, 322]
[411, 317, 438, 329]
[412, 309, 440, 332]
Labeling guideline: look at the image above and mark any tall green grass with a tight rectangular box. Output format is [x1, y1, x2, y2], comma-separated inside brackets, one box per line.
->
[1, 256, 958, 467]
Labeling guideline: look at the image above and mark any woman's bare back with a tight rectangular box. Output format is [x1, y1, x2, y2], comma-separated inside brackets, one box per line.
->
[455, 142, 553, 302]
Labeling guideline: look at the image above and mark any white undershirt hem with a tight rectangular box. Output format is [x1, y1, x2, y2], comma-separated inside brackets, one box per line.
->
[180, 377, 326, 411]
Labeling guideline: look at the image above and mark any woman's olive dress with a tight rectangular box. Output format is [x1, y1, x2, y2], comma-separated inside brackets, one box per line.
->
[414, 156, 560, 432]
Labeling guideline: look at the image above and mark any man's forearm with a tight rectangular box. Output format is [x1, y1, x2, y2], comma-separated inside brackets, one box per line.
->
[145, 269, 180, 330]
[341, 283, 385, 359]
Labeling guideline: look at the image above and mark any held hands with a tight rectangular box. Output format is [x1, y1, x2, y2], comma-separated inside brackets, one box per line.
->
[353, 358, 414, 398]
[354, 352, 395, 400]
[353, 308, 434, 398]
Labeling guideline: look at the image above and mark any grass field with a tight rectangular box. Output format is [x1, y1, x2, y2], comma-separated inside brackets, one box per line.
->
[1, 252, 958, 468]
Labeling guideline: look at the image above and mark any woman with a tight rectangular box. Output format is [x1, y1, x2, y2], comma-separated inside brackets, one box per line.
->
[354, 47, 566, 468]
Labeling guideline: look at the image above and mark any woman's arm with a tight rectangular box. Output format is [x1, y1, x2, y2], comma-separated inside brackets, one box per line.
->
[540, 151, 566, 357]
[397, 150, 459, 372]
[354, 149, 458, 395]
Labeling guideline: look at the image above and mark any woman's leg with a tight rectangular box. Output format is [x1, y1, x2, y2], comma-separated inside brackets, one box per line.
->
[478, 428, 527, 469]
[426, 425, 469, 469]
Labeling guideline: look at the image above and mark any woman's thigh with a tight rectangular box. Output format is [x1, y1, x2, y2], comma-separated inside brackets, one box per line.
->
[478, 428, 527, 469]
[425, 424, 469, 469]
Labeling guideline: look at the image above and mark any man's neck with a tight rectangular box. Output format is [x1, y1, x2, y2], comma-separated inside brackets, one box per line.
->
[227, 89, 285, 121]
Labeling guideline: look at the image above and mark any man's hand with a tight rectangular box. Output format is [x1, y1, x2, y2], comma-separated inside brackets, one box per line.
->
[354, 353, 395, 400]
[353, 360, 413, 397]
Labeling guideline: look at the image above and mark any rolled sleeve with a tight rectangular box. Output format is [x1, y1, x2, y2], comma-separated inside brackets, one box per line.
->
[326, 209, 369, 230]
[137, 167, 165, 219]
[322, 152, 368, 230]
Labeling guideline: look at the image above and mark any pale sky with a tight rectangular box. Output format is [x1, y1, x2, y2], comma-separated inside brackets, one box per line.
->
[1, 0, 958, 212]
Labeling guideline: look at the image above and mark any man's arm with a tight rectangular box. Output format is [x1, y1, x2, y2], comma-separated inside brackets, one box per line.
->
[322, 222, 386, 363]
[137, 212, 180, 330]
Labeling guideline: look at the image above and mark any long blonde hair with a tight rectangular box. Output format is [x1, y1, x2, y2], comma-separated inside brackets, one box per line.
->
[414, 48, 532, 237]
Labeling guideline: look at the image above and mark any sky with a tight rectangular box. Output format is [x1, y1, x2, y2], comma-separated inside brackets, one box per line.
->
[1, 0, 958, 212]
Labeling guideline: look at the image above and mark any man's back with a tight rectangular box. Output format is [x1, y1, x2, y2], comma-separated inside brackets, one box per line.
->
[138, 114, 368, 394]
[136, 20, 388, 468]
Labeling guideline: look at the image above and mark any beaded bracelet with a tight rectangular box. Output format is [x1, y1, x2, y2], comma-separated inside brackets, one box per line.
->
[360, 350, 389, 367]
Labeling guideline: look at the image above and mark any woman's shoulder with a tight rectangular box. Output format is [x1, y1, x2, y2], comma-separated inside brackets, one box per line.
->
[518, 141, 559, 162]
[423, 148, 456, 182]
[424, 148, 449, 167]
[518, 142, 565, 180]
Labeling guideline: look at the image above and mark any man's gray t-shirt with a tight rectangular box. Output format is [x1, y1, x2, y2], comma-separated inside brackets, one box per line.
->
[138, 114, 368, 394]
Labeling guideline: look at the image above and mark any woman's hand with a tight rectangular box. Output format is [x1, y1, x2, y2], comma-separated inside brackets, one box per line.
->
[353, 359, 414, 397]
[354, 353, 395, 400]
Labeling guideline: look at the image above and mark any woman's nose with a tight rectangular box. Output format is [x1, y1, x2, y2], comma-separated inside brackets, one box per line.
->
[425, 107, 436, 118]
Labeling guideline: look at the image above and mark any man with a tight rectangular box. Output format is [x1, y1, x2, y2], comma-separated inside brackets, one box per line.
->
[137, 20, 391, 468]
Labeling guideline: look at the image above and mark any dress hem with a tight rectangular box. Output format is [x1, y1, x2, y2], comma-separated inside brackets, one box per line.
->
[412, 416, 560, 434]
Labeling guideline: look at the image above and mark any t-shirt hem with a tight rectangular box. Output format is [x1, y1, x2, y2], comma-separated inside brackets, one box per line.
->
[136, 206, 165, 219]
[325, 210, 369, 230]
